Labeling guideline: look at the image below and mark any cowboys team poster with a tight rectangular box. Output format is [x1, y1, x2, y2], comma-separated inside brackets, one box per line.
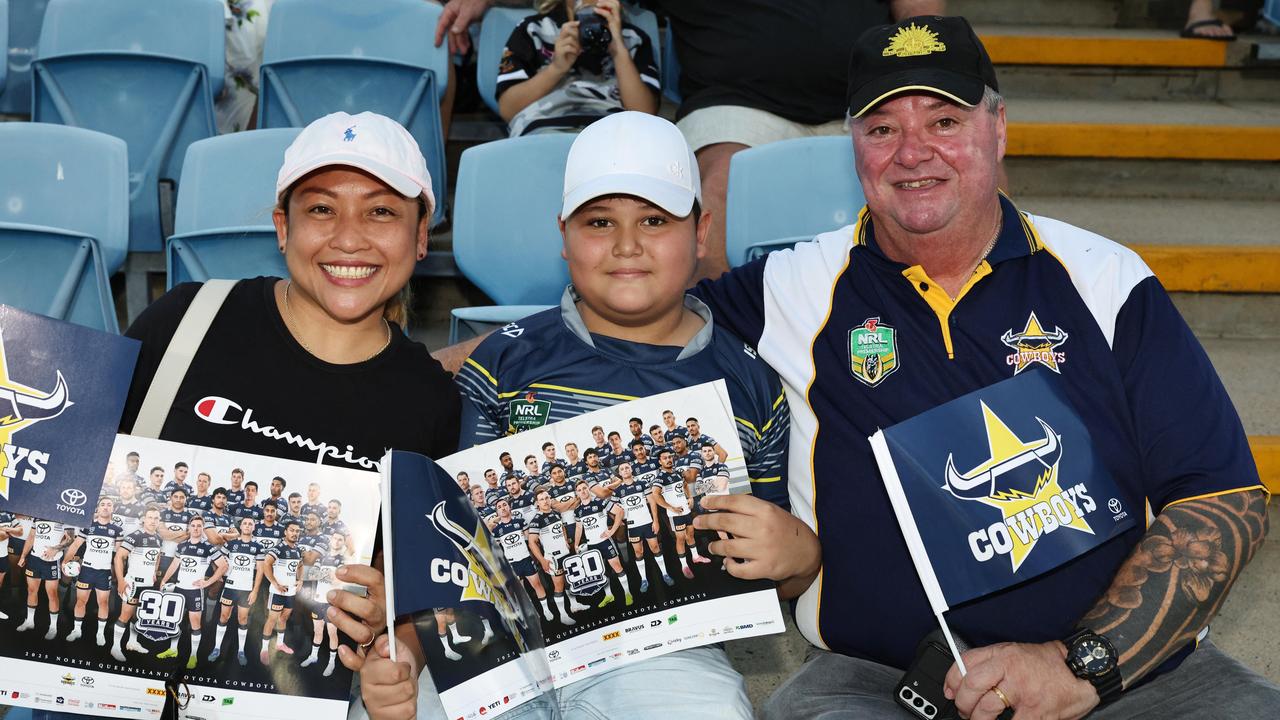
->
[0, 434, 380, 719]
[397, 381, 784, 719]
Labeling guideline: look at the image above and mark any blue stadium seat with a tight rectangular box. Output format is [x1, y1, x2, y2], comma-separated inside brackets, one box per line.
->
[166, 128, 301, 289]
[259, 0, 450, 228]
[476, 3, 662, 119]
[0, 0, 9, 96]
[33, 0, 224, 254]
[475, 7, 527, 117]
[1265, 0, 1279, 25]
[0, 124, 129, 332]
[724, 136, 865, 267]
[661, 21, 681, 105]
[449, 134, 576, 343]
[0, 0, 48, 116]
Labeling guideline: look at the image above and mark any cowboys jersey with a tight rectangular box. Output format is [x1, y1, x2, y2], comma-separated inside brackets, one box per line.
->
[604, 448, 635, 470]
[484, 487, 505, 508]
[322, 518, 350, 539]
[576, 497, 619, 545]
[161, 481, 193, 500]
[120, 530, 164, 587]
[312, 553, 344, 603]
[224, 538, 263, 591]
[492, 517, 532, 564]
[225, 488, 246, 506]
[527, 511, 571, 559]
[78, 521, 124, 571]
[499, 470, 526, 487]
[688, 433, 719, 453]
[631, 458, 661, 488]
[111, 499, 147, 537]
[657, 470, 690, 514]
[663, 426, 689, 444]
[140, 487, 168, 506]
[503, 490, 538, 525]
[547, 482, 578, 525]
[159, 508, 197, 557]
[266, 544, 303, 596]
[174, 539, 224, 590]
[30, 519, 69, 561]
[613, 479, 658, 528]
[253, 522, 285, 554]
[297, 532, 327, 557]
[187, 494, 213, 514]
[674, 451, 704, 480]
[541, 459, 567, 474]
[203, 510, 237, 536]
[696, 462, 732, 497]
[0, 511, 18, 555]
[301, 502, 327, 522]
[564, 460, 589, 486]
[230, 502, 264, 522]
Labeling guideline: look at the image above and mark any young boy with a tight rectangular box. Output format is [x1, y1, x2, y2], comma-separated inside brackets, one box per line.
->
[496, 0, 659, 136]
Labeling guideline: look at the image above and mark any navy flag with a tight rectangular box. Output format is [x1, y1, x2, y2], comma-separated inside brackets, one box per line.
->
[870, 371, 1137, 613]
[0, 305, 139, 523]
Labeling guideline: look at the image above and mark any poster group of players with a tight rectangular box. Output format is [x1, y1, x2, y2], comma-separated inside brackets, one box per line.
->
[452, 410, 736, 641]
[0, 436, 380, 702]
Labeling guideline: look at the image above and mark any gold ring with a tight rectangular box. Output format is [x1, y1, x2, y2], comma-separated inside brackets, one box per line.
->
[359, 635, 376, 651]
[991, 686, 1012, 709]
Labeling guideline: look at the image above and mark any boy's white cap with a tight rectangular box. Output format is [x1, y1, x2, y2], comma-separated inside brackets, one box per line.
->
[276, 111, 435, 215]
[562, 111, 702, 218]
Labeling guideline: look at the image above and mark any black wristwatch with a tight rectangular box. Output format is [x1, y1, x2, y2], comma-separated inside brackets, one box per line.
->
[1063, 628, 1123, 703]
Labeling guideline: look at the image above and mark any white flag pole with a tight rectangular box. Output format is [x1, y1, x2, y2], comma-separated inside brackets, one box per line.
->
[379, 450, 397, 663]
[868, 430, 967, 675]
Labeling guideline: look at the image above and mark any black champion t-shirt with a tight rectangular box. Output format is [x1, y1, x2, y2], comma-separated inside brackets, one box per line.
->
[644, 0, 893, 124]
[119, 277, 460, 469]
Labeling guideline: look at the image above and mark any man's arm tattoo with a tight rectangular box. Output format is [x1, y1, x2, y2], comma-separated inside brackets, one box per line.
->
[1081, 489, 1268, 686]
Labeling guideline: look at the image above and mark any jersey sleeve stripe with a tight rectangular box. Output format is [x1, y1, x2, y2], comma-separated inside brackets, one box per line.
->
[464, 357, 499, 386]
[1159, 484, 1269, 512]
[750, 476, 782, 484]
[528, 383, 638, 401]
[735, 416, 761, 440]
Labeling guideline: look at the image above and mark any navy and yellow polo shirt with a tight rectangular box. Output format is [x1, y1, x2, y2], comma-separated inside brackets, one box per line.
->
[455, 287, 791, 509]
[694, 194, 1262, 670]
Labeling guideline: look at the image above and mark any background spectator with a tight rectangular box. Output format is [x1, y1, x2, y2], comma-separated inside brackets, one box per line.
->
[497, 0, 659, 136]
[217, 0, 274, 133]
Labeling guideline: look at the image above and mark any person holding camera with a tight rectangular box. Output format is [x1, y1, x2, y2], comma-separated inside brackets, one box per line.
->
[496, 0, 659, 137]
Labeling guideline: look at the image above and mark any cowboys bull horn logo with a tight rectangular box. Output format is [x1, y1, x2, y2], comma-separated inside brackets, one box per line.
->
[943, 402, 1096, 572]
[0, 327, 73, 499]
[428, 500, 532, 653]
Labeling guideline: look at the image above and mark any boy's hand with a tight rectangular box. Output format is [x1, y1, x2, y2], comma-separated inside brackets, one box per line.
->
[552, 22, 581, 72]
[694, 495, 821, 591]
[594, 0, 626, 53]
[356, 634, 419, 720]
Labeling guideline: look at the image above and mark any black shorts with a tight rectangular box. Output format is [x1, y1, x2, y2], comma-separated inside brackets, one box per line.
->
[221, 588, 253, 608]
[310, 603, 330, 620]
[124, 581, 153, 604]
[545, 551, 568, 576]
[626, 523, 656, 541]
[668, 512, 693, 530]
[177, 587, 204, 614]
[0, 555, 9, 573]
[588, 540, 618, 561]
[511, 557, 536, 577]
[25, 556, 59, 581]
[77, 567, 113, 591]
[269, 592, 294, 610]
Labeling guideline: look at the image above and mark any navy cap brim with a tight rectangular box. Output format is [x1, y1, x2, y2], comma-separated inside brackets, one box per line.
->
[848, 67, 987, 119]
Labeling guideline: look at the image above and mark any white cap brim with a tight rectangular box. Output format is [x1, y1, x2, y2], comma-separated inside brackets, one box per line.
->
[276, 151, 434, 214]
[562, 172, 696, 219]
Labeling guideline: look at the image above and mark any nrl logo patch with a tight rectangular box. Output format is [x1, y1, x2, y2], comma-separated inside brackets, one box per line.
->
[509, 392, 551, 431]
[849, 317, 898, 387]
[1001, 311, 1068, 375]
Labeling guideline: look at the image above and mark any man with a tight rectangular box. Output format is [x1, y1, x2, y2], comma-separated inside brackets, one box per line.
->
[654, 448, 696, 579]
[603, 460, 669, 592]
[110, 477, 147, 536]
[283, 491, 305, 528]
[498, 451, 524, 487]
[469, 485, 497, 527]
[162, 461, 193, 499]
[660, 409, 687, 445]
[301, 481, 326, 522]
[647, 424, 669, 458]
[300, 533, 346, 676]
[158, 487, 197, 577]
[482, 468, 504, 507]
[140, 465, 167, 506]
[563, 442, 587, 487]
[65, 497, 124, 645]
[670, 436, 711, 566]
[16, 516, 73, 639]
[521, 454, 546, 490]
[260, 519, 304, 663]
[0, 510, 23, 620]
[589, 425, 611, 467]
[225, 468, 247, 506]
[254, 502, 286, 556]
[573, 480, 632, 607]
[212, 516, 264, 666]
[526, 489, 590, 625]
[544, 464, 581, 552]
[682, 17, 1277, 718]
[540, 441, 566, 474]
[157, 516, 227, 669]
[230, 480, 264, 522]
[490, 497, 552, 622]
[202, 488, 239, 544]
[322, 499, 354, 554]
[501, 474, 538, 526]
[685, 417, 727, 462]
[187, 472, 214, 514]
[628, 417, 654, 451]
[117, 450, 143, 490]
[455, 471, 472, 496]
[111, 507, 164, 661]
[265, 475, 289, 515]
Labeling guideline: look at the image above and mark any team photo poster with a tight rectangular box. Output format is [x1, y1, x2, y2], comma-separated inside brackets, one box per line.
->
[414, 380, 785, 719]
[0, 434, 381, 719]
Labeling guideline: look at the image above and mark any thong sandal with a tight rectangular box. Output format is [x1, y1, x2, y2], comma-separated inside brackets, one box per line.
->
[1180, 18, 1236, 40]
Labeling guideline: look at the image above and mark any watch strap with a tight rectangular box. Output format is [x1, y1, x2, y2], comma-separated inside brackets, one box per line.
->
[1064, 629, 1124, 704]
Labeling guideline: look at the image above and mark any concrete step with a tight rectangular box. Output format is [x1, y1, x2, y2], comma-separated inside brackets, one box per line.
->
[950, 0, 1122, 28]
[1005, 156, 1280, 201]
[1005, 98, 1280, 160]
[981, 26, 1247, 68]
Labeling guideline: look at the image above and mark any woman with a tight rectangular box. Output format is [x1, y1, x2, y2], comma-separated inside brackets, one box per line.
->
[33, 110, 458, 720]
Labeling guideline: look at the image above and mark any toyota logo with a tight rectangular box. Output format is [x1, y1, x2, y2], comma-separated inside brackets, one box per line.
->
[90, 538, 109, 550]
[234, 555, 251, 567]
[1108, 498, 1123, 514]
[61, 488, 87, 507]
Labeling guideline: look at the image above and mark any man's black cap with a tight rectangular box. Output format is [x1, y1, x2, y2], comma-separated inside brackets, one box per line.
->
[847, 15, 998, 119]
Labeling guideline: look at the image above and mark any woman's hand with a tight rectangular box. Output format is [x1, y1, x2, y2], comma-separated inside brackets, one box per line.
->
[359, 633, 419, 720]
[329, 563, 387, 671]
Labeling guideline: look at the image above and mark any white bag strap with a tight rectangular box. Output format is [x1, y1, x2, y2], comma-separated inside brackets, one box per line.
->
[130, 279, 238, 439]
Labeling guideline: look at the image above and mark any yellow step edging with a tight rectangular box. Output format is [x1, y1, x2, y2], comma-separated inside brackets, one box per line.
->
[1252, 436, 1280, 495]
[1128, 245, 1280, 293]
[982, 34, 1230, 68]
[1006, 123, 1280, 161]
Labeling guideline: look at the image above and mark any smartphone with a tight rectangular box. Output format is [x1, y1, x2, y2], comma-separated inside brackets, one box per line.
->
[894, 631, 1013, 720]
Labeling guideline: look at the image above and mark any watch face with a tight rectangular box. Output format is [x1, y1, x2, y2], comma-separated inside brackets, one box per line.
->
[1074, 637, 1117, 677]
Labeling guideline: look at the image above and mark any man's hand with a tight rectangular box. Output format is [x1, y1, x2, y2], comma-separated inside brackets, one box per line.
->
[693, 494, 820, 599]
[551, 21, 581, 72]
[943, 642, 1098, 720]
[327, 563, 387, 653]
[354, 633, 418, 720]
[434, 0, 492, 55]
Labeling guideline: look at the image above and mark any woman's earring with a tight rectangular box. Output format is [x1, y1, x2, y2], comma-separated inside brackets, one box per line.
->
[279, 245, 286, 254]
